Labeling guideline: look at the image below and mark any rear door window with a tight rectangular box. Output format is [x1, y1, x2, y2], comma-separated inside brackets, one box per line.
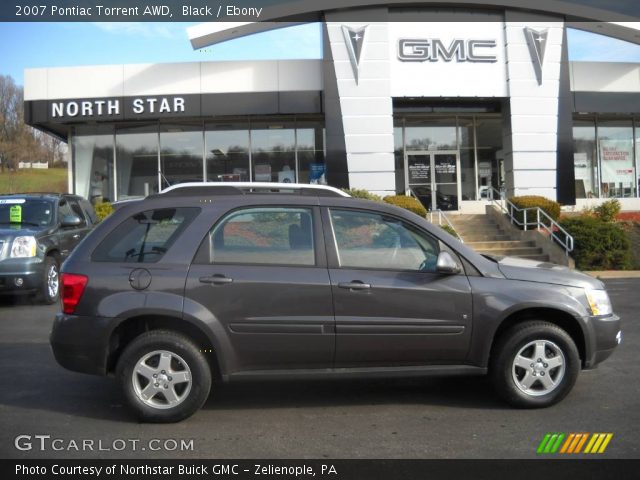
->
[92, 208, 200, 263]
[196, 207, 316, 266]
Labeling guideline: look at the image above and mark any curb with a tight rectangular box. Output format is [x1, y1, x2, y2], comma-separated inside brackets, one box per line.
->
[585, 271, 640, 279]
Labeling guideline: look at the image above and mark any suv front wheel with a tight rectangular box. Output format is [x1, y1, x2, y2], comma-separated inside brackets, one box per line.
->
[490, 321, 580, 408]
[116, 330, 212, 422]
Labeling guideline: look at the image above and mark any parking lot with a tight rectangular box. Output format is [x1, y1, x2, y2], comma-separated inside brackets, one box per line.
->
[0, 278, 638, 460]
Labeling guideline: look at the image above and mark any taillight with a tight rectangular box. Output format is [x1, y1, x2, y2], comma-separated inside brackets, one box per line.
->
[61, 273, 88, 314]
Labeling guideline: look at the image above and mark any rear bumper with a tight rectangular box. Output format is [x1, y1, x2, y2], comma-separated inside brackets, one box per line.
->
[584, 313, 622, 369]
[50, 312, 113, 375]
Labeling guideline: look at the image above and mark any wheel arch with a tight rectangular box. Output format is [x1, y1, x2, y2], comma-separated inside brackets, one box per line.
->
[106, 315, 222, 381]
[489, 307, 587, 368]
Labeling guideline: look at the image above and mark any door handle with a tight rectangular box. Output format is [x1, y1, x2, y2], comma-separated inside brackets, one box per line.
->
[199, 275, 233, 285]
[338, 281, 371, 290]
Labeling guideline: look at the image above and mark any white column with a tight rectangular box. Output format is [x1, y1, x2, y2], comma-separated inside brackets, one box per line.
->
[504, 17, 564, 200]
[325, 17, 395, 197]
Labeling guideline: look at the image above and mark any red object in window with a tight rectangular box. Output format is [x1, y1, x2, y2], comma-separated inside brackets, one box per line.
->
[61, 273, 88, 314]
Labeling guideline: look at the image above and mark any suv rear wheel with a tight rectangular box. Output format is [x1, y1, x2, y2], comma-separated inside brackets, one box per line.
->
[490, 321, 580, 408]
[116, 330, 212, 422]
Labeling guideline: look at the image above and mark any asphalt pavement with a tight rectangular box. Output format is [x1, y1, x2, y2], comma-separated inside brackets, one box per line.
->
[0, 279, 638, 459]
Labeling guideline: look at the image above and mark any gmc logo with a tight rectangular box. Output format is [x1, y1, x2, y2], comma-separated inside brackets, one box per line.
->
[398, 38, 498, 63]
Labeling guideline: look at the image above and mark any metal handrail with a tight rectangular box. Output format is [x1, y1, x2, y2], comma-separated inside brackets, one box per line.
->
[488, 187, 573, 256]
[428, 209, 463, 243]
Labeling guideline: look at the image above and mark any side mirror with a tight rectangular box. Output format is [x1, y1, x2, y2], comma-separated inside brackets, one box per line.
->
[61, 214, 82, 228]
[436, 251, 461, 274]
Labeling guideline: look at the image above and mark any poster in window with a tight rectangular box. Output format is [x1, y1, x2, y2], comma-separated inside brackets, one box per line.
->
[600, 140, 634, 183]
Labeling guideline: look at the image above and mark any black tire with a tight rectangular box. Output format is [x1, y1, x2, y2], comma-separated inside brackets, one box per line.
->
[490, 321, 580, 408]
[116, 330, 212, 423]
[39, 256, 60, 305]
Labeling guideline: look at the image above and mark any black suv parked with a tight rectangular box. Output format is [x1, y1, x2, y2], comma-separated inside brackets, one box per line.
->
[0, 193, 96, 303]
[50, 183, 621, 422]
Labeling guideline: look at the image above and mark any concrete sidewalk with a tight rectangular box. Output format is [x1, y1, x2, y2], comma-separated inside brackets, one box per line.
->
[586, 271, 640, 279]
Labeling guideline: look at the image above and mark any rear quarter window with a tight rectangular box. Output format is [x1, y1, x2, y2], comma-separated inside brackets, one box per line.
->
[92, 207, 200, 263]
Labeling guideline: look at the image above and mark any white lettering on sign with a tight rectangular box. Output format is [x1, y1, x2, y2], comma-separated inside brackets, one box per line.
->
[398, 38, 497, 62]
[51, 97, 184, 118]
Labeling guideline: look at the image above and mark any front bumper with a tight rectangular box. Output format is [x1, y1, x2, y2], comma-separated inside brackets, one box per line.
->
[50, 312, 114, 375]
[0, 257, 44, 293]
[583, 313, 622, 369]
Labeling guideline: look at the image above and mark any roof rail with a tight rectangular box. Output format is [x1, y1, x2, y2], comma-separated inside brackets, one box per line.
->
[159, 182, 351, 198]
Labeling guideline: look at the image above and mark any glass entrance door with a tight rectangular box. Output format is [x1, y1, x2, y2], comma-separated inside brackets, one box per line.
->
[406, 151, 460, 211]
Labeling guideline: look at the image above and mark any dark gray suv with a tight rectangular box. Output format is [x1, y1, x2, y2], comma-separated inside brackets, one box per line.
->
[50, 183, 621, 422]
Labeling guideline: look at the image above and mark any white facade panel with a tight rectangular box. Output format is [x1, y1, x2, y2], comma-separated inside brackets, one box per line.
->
[23, 69, 48, 101]
[347, 152, 395, 172]
[330, 42, 390, 62]
[512, 186, 557, 197]
[124, 63, 201, 96]
[511, 133, 558, 151]
[200, 60, 279, 93]
[388, 22, 508, 98]
[510, 97, 559, 115]
[349, 171, 396, 192]
[507, 79, 561, 98]
[510, 115, 559, 134]
[512, 170, 557, 187]
[507, 61, 561, 81]
[277, 60, 323, 91]
[47, 65, 124, 99]
[343, 116, 394, 135]
[339, 97, 393, 115]
[336, 79, 391, 97]
[510, 152, 557, 170]
[344, 134, 394, 153]
[333, 60, 391, 81]
[504, 44, 562, 64]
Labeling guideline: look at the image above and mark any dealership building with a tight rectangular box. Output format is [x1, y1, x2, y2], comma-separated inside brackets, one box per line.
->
[23, 2, 640, 212]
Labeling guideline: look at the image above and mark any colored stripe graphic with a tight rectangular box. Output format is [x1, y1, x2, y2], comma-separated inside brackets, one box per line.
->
[585, 433, 614, 454]
[538, 433, 613, 454]
[537, 433, 565, 454]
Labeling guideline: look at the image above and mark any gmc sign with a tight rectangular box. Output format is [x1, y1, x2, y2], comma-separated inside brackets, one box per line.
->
[398, 38, 498, 63]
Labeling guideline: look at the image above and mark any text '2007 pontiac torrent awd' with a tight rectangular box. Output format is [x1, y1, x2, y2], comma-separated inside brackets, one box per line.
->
[50, 183, 621, 422]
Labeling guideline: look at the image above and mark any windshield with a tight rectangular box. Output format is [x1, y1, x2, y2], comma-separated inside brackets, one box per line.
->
[0, 198, 55, 227]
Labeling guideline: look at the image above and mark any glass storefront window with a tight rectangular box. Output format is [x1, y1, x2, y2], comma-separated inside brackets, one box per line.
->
[457, 117, 475, 201]
[251, 122, 296, 183]
[597, 120, 635, 198]
[296, 120, 326, 184]
[205, 123, 250, 182]
[160, 124, 203, 187]
[116, 125, 159, 199]
[475, 117, 503, 199]
[72, 126, 114, 204]
[405, 118, 457, 151]
[394, 124, 404, 194]
[573, 119, 598, 198]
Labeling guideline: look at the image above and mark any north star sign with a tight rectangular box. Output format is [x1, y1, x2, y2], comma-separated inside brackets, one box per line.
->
[398, 38, 498, 62]
[50, 96, 186, 119]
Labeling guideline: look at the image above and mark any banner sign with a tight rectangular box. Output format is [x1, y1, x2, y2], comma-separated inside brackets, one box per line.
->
[600, 140, 634, 183]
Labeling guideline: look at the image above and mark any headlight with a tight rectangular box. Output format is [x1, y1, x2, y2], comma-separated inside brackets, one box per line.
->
[10, 236, 37, 258]
[585, 288, 613, 316]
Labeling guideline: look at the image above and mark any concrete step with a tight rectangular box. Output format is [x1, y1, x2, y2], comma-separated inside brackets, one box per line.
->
[454, 227, 507, 236]
[466, 240, 536, 249]
[461, 234, 513, 242]
[476, 247, 543, 256]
